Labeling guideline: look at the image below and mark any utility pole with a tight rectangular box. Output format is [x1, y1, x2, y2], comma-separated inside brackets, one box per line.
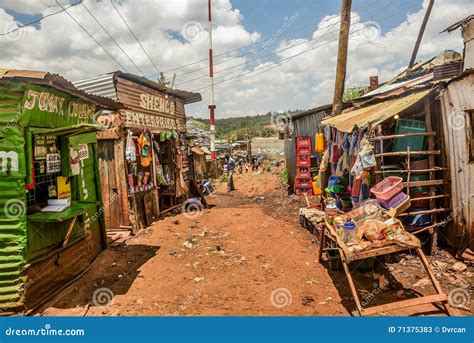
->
[208, 0, 216, 160]
[332, 0, 352, 116]
[408, 0, 434, 68]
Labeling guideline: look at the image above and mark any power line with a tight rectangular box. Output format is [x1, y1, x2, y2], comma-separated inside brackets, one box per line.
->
[54, 0, 128, 71]
[0, 0, 84, 36]
[188, 2, 422, 93]
[166, 0, 419, 83]
[109, 0, 161, 76]
[80, 1, 145, 75]
[175, 15, 348, 87]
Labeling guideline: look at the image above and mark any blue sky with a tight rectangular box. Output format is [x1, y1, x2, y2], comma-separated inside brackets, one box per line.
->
[0, 0, 470, 117]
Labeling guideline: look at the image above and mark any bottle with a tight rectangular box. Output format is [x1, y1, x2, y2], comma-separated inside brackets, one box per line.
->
[325, 198, 337, 225]
[343, 221, 357, 244]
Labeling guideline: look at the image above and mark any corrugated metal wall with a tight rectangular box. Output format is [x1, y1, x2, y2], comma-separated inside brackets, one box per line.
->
[284, 109, 328, 189]
[0, 83, 27, 312]
[440, 73, 474, 252]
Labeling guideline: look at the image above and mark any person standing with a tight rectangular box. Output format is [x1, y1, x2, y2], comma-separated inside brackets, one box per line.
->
[225, 154, 235, 192]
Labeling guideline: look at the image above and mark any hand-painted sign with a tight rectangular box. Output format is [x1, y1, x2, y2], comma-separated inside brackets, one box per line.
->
[121, 110, 185, 131]
[139, 93, 176, 115]
[78, 144, 89, 160]
[21, 85, 96, 128]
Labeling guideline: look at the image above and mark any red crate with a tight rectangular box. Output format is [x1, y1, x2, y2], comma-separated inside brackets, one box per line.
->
[295, 187, 313, 195]
[295, 177, 312, 187]
[296, 171, 311, 178]
[296, 154, 311, 167]
[296, 136, 311, 148]
[297, 146, 311, 155]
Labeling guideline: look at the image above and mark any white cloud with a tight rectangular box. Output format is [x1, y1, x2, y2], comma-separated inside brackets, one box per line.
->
[0, 0, 472, 119]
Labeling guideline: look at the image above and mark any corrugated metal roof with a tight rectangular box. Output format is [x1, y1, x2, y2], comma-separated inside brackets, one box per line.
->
[0, 68, 121, 109]
[74, 71, 202, 105]
[321, 89, 431, 133]
[73, 73, 117, 100]
[442, 14, 474, 33]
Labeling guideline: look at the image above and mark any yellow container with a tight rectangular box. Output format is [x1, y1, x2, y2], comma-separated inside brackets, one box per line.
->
[312, 181, 322, 195]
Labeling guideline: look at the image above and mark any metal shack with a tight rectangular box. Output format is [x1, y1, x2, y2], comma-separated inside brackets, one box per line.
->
[439, 15, 474, 257]
[74, 72, 202, 233]
[0, 69, 119, 313]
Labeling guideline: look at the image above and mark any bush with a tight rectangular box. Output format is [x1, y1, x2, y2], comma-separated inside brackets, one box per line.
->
[279, 169, 288, 183]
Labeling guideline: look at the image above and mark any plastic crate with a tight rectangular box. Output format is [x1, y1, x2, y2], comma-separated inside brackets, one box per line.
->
[297, 146, 311, 155]
[393, 118, 427, 152]
[296, 154, 311, 167]
[296, 136, 311, 148]
[296, 171, 311, 178]
[295, 177, 312, 187]
[295, 187, 313, 195]
[370, 176, 403, 201]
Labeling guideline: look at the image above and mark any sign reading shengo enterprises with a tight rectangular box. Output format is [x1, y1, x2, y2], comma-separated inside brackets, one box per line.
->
[121, 110, 185, 131]
[139, 93, 175, 115]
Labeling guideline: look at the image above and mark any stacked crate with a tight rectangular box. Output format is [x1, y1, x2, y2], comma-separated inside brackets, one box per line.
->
[295, 136, 313, 195]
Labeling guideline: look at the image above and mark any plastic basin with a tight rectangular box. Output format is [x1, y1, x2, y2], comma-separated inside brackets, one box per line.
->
[370, 176, 403, 201]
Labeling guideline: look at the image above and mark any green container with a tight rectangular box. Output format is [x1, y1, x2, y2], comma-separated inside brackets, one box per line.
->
[380, 164, 403, 178]
[393, 119, 427, 152]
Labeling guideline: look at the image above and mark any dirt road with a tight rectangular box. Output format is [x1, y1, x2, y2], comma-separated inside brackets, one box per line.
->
[38, 169, 472, 316]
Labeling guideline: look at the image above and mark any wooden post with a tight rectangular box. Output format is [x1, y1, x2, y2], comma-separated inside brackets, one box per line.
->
[408, 0, 434, 68]
[424, 98, 437, 252]
[332, 0, 352, 116]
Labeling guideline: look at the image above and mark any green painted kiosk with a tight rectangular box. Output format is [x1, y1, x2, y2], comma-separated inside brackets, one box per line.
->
[0, 69, 120, 314]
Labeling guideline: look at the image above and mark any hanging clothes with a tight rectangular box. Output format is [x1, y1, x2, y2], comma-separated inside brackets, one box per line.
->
[137, 132, 152, 167]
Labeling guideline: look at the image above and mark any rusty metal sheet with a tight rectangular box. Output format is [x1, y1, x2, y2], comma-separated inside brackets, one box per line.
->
[321, 90, 431, 133]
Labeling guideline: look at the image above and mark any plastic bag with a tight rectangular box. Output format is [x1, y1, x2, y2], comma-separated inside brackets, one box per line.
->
[125, 130, 136, 162]
[315, 133, 325, 153]
[320, 149, 329, 172]
[359, 139, 376, 169]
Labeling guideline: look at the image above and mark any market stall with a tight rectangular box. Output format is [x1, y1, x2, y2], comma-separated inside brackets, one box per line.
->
[0, 69, 119, 313]
[74, 72, 202, 232]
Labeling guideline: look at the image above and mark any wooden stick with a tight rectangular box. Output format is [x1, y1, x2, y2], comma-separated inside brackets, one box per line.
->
[410, 194, 450, 202]
[411, 222, 446, 235]
[340, 251, 363, 316]
[361, 294, 447, 316]
[398, 208, 449, 217]
[375, 150, 441, 157]
[407, 147, 411, 197]
[62, 215, 79, 248]
[403, 179, 448, 187]
[369, 131, 435, 141]
[374, 167, 448, 174]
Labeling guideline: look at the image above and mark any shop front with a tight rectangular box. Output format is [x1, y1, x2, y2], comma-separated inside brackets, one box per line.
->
[0, 69, 119, 313]
[74, 72, 202, 232]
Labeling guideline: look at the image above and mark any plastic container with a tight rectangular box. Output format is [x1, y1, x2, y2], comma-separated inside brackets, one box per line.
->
[296, 168, 311, 178]
[370, 176, 403, 201]
[295, 177, 312, 187]
[342, 221, 357, 244]
[296, 154, 311, 167]
[295, 187, 313, 196]
[296, 136, 311, 148]
[379, 191, 407, 209]
[393, 118, 427, 152]
[312, 181, 322, 195]
[297, 146, 311, 155]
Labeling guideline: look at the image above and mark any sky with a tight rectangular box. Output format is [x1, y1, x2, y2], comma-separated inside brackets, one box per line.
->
[0, 0, 472, 118]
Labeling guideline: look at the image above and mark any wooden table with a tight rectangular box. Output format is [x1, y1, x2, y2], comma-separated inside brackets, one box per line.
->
[316, 220, 455, 316]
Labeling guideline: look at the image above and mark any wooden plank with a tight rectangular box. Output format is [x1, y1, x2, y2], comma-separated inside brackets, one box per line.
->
[115, 137, 131, 227]
[350, 244, 410, 261]
[361, 293, 447, 316]
[374, 167, 448, 174]
[324, 220, 351, 258]
[375, 150, 441, 157]
[340, 251, 363, 316]
[317, 223, 326, 263]
[416, 247, 456, 316]
[399, 208, 449, 217]
[369, 131, 436, 141]
[402, 179, 448, 187]
[62, 215, 79, 247]
[410, 194, 450, 201]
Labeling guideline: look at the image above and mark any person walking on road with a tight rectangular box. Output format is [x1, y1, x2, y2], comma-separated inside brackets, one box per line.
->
[225, 154, 235, 192]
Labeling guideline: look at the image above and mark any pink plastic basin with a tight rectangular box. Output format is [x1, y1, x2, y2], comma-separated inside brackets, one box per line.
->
[370, 176, 403, 201]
